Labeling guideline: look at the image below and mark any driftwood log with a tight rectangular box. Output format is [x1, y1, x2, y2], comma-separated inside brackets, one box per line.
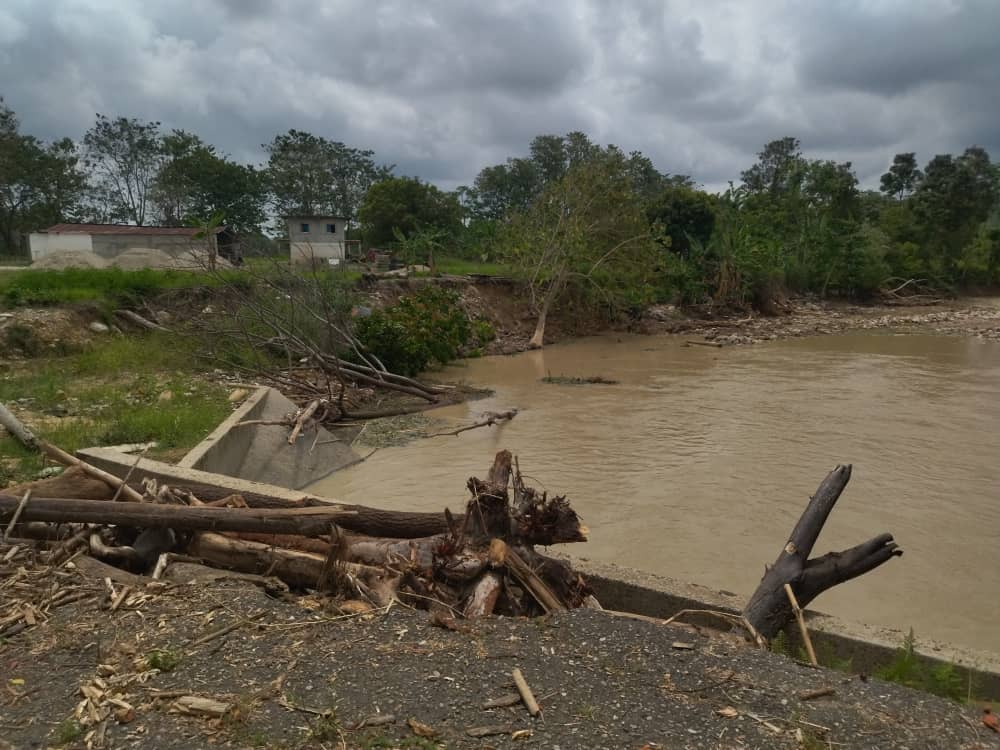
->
[0, 494, 353, 536]
[742, 465, 902, 640]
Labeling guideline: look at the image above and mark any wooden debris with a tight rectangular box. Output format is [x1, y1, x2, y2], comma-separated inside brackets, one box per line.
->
[466, 725, 514, 737]
[482, 693, 523, 709]
[407, 718, 438, 738]
[171, 695, 232, 717]
[511, 668, 541, 717]
[784, 583, 819, 667]
[797, 686, 836, 701]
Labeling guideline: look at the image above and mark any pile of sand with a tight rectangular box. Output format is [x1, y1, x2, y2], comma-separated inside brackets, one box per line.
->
[31, 251, 110, 270]
[110, 248, 189, 270]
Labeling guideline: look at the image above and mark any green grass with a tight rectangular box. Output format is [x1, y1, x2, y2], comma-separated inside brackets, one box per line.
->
[875, 629, 969, 702]
[146, 649, 182, 672]
[0, 331, 230, 487]
[52, 718, 84, 746]
[430, 256, 511, 276]
[0, 267, 244, 309]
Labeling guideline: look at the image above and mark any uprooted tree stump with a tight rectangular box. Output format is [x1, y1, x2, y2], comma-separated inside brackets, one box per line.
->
[742, 464, 903, 640]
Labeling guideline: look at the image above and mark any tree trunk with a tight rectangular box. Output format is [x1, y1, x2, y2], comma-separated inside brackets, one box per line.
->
[0, 494, 353, 536]
[528, 292, 551, 349]
[742, 465, 902, 640]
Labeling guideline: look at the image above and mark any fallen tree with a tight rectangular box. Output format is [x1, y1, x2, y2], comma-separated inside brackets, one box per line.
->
[741, 465, 903, 640]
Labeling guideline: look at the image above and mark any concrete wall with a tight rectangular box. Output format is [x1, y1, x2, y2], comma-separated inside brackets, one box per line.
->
[290, 241, 346, 263]
[29, 232, 93, 260]
[177, 386, 358, 489]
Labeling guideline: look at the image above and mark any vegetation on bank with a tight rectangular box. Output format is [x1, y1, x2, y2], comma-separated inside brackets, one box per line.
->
[0, 267, 238, 309]
[0, 331, 230, 486]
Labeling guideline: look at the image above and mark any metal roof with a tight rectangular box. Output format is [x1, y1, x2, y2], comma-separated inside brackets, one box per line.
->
[43, 224, 224, 236]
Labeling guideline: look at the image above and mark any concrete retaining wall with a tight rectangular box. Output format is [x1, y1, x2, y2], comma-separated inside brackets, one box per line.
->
[177, 387, 357, 490]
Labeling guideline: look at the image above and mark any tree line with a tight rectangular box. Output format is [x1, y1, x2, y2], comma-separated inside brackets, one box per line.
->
[2, 97, 998, 314]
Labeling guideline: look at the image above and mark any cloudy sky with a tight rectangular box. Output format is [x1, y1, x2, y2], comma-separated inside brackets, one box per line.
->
[1, 0, 998, 192]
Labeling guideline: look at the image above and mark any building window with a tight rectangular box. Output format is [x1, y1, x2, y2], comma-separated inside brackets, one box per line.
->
[326, 223, 336, 233]
[300, 223, 310, 233]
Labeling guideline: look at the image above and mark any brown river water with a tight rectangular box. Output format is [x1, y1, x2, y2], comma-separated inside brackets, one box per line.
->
[311, 331, 1000, 651]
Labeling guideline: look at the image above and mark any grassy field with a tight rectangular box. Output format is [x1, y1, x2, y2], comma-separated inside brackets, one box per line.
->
[0, 267, 243, 309]
[0, 331, 232, 486]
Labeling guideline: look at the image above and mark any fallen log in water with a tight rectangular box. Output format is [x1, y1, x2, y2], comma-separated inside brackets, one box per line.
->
[742, 465, 902, 640]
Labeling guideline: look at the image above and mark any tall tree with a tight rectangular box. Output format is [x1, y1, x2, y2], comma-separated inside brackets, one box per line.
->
[263, 129, 392, 222]
[646, 184, 717, 257]
[879, 153, 923, 200]
[0, 99, 85, 252]
[153, 130, 265, 233]
[82, 115, 163, 225]
[499, 151, 657, 348]
[358, 176, 462, 247]
[740, 137, 804, 196]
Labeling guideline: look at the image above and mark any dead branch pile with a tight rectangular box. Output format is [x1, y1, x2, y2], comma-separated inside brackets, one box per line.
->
[0, 449, 594, 640]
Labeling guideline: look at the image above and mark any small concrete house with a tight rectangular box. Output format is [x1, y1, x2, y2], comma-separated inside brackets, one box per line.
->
[286, 216, 348, 264]
[29, 224, 239, 266]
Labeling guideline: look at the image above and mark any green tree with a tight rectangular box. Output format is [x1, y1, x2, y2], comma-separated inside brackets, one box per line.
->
[0, 99, 85, 252]
[82, 114, 164, 225]
[740, 137, 804, 196]
[358, 176, 462, 248]
[913, 147, 996, 277]
[646, 184, 717, 256]
[499, 151, 658, 348]
[263, 129, 392, 222]
[879, 153, 923, 200]
[153, 130, 265, 233]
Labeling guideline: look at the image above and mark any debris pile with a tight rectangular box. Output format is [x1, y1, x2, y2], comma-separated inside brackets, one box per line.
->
[1, 447, 595, 644]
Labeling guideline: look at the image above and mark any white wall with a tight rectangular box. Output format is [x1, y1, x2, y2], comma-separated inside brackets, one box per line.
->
[290, 241, 346, 263]
[29, 232, 93, 260]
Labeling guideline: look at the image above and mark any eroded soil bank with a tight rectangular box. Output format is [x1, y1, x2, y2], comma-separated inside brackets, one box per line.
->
[1, 571, 992, 750]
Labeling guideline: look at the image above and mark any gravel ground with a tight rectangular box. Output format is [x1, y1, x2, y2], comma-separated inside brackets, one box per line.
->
[3, 574, 997, 750]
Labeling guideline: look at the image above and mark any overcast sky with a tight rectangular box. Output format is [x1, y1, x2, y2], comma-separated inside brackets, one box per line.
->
[2, 0, 998, 192]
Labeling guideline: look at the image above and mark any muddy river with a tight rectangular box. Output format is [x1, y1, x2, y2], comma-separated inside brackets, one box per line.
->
[312, 331, 1000, 651]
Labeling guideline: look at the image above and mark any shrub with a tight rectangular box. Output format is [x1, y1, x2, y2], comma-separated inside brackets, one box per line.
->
[355, 287, 471, 376]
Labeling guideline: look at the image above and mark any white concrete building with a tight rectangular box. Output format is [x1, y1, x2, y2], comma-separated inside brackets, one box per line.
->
[29, 224, 238, 266]
[286, 216, 348, 264]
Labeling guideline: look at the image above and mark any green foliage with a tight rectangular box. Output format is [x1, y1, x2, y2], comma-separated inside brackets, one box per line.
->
[359, 177, 462, 248]
[0, 98, 86, 254]
[499, 151, 659, 327]
[52, 718, 84, 746]
[146, 649, 182, 672]
[355, 287, 471, 376]
[471, 317, 495, 344]
[875, 629, 966, 702]
[0, 267, 235, 308]
[647, 184, 717, 256]
[307, 711, 342, 742]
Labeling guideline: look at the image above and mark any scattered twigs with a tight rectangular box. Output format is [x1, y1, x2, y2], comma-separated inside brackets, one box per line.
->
[784, 583, 818, 667]
[511, 668, 541, 717]
[188, 610, 268, 648]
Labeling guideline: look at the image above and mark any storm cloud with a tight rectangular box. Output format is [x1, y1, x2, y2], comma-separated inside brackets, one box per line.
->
[1, 0, 998, 191]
